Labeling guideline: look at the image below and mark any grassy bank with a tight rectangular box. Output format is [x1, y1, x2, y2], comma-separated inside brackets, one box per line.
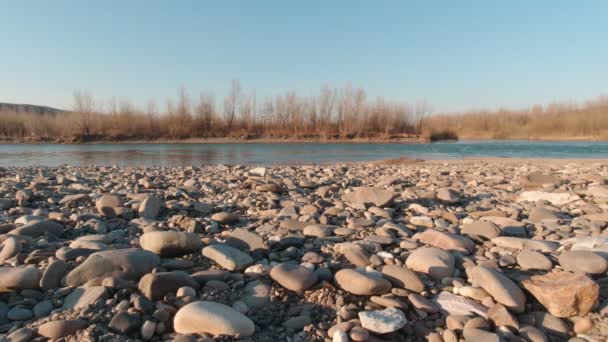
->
[423, 96, 608, 140]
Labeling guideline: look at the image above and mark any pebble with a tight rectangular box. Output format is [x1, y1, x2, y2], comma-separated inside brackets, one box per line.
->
[65, 248, 159, 286]
[211, 211, 239, 224]
[0, 266, 41, 291]
[0, 160, 604, 341]
[558, 250, 608, 274]
[38, 319, 88, 339]
[341, 187, 395, 209]
[269, 262, 318, 292]
[405, 247, 455, 279]
[0, 237, 22, 263]
[335, 269, 392, 295]
[7, 306, 33, 321]
[139, 231, 202, 256]
[202, 244, 253, 271]
[139, 195, 163, 219]
[470, 266, 526, 313]
[96, 194, 123, 217]
[173, 301, 255, 337]
[62, 286, 107, 310]
[516, 250, 553, 270]
[138, 271, 199, 300]
[358, 306, 407, 334]
[381, 265, 424, 292]
[461, 220, 501, 239]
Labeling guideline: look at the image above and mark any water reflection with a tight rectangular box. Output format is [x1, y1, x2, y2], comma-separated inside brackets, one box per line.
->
[1, 141, 607, 167]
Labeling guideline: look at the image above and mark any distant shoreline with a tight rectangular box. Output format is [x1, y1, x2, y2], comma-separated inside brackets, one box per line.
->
[1, 135, 607, 145]
[0, 136, 428, 145]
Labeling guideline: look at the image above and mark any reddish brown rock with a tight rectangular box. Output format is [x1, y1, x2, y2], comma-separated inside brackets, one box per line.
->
[521, 272, 599, 318]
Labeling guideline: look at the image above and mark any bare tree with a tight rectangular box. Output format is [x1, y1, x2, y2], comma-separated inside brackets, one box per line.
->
[224, 79, 241, 130]
[317, 86, 337, 136]
[413, 100, 432, 134]
[72, 89, 95, 136]
[195, 92, 215, 136]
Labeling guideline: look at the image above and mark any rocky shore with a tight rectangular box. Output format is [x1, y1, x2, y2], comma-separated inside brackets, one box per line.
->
[0, 159, 607, 341]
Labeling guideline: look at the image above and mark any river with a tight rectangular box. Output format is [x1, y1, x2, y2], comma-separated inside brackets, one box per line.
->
[1, 140, 607, 167]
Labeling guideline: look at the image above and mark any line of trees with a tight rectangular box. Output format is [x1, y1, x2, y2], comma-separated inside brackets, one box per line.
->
[0, 81, 431, 141]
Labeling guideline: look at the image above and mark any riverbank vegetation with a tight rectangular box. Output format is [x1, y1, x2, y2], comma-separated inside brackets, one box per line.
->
[0, 82, 430, 143]
[1, 81, 607, 143]
[423, 96, 608, 140]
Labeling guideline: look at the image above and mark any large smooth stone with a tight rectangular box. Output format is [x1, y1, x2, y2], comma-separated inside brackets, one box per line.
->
[14, 215, 46, 225]
[381, 265, 424, 293]
[491, 237, 558, 253]
[174, 301, 255, 337]
[270, 262, 318, 292]
[462, 221, 501, 239]
[516, 250, 553, 271]
[65, 248, 159, 286]
[339, 243, 371, 267]
[9, 220, 63, 237]
[303, 224, 335, 238]
[335, 269, 392, 295]
[211, 212, 239, 224]
[226, 228, 266, 253]
[517, 191, 580, 206]
[0, 266, 41, 291]
[437, 188, 461, 204]
[518, 173, 559, 189]
[139, 231, 201, 256]
[202, 244, 253, 271]
[138, 271, 199, 300]
[0, 237, 22, 263]
[405, 247, 454, 279]
[62, 286, 107, 310]
[558, 250, 608, 275]
[96, 194, 124, 217]
[40, 258, 68, 291]
[470, 266, 526, 313]
[433, 292, 488, 318]
[38, 319, 88, 339]
[529, 207, 559, 223]
[418, 229, 475, 254]
[522, 272, 599, 317]
[342, 187, 395, 209]
[358, 307, 407, 334]
[139, 195, 163, 219]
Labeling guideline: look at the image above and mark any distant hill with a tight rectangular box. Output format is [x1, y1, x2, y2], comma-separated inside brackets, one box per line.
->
[0, 102, 66, 115]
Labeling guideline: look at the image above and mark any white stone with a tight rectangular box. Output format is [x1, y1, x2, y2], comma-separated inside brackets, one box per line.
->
[517, 191, 581, 206]
[433, 292, 488, 318]
[358, 307, 407, 334]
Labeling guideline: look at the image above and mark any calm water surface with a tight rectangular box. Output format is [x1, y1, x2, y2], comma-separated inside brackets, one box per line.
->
[1, 141, 607, 167]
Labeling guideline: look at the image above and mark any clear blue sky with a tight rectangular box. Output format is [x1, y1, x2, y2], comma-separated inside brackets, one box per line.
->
[1, 1, 607, 112]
